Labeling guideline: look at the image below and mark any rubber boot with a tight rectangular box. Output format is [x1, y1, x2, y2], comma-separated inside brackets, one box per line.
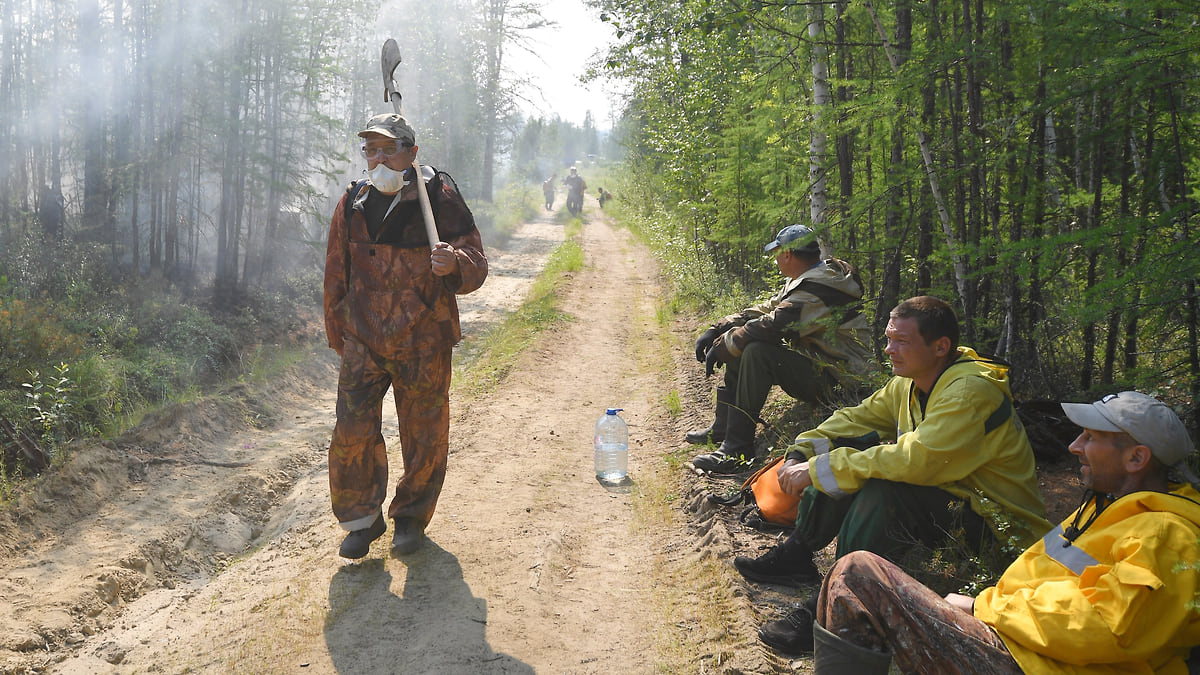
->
[692, 406, 755, 473]
[812, 621, 892, 675]
[733, 535, 820, 587]
[685, 386, 733, 445]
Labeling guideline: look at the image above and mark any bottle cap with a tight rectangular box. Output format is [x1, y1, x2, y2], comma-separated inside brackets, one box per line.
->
[606, 408, 623, 415]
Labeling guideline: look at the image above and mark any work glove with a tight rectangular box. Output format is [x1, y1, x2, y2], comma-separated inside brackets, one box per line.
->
[694, 326, 722, 362]
[704, 333, 733, 377]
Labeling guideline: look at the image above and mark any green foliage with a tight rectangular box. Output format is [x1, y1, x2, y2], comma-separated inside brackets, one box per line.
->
[603, 172, 758, 321]
[0, 227, 324, 478]
[662, 390, 682, 417]
[22, 363, 72, 452]
[595, 0, 1200, 408]
[509, 116, 604, 183]
[1180, 551, 1200, 616]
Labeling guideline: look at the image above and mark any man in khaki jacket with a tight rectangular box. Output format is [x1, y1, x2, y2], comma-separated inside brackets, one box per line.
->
[689, 224, 871, 473]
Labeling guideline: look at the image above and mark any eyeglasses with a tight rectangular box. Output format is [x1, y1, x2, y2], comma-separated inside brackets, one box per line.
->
[360, 141, 412, 159]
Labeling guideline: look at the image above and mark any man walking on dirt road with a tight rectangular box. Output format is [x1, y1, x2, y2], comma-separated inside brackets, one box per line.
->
[562, 166, 586, 216]
[688, 224, 872, 473]
[324, 113, 488, 559]
[542, 175, 555, 211]
[735, 295, 1050, 655]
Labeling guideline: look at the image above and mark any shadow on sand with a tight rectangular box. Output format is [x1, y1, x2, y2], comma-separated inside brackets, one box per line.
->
[325, 542, 533, 673]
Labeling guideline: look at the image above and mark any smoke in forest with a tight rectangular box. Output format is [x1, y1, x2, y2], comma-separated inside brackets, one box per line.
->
[0, 0, 612, 304]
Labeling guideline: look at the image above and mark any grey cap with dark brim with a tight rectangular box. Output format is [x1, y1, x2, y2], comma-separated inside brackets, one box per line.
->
[1061, 391, 1198, 483]
[764, 224, 821, 253]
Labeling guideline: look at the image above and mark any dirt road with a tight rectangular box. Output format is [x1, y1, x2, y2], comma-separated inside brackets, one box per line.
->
[1, 200, 765, 674]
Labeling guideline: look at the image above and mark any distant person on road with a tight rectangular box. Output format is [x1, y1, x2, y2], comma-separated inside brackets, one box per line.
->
[324, 113, 488, 559]
[597, 187, 610, 209]
[811, 391, 1200, 674]
[542, 175, 555, 211]
[562, 167, 586, 216]
[734, 295, 1050, 656]
[689, 224, 872, 474]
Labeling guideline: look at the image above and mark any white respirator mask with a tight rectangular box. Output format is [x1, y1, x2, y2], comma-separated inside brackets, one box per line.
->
[369, 163, 406, 194]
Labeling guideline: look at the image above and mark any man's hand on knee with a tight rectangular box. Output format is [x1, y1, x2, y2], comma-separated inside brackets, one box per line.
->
[778, 459, 814, 495]
[705, 334, 734, 376]
[695, 326, 721, 361]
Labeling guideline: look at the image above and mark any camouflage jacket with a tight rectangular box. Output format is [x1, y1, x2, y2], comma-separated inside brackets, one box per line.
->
[717, 258, 872, 384]
[324, 167, 487, 360]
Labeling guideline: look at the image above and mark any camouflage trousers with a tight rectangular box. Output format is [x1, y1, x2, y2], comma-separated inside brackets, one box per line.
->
[328, 337, 452, 532]
[818, 551, 1023, 675]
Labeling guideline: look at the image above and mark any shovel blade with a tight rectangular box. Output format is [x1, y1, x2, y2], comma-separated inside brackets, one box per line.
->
[381, 39, 402, 108]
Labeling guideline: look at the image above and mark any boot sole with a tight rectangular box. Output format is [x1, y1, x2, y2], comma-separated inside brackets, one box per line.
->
[733, 559, 820, 588]
[758, 626, 814, 654]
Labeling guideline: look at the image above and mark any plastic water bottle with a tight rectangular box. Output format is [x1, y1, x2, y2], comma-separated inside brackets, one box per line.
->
[594, 408, 628, 484]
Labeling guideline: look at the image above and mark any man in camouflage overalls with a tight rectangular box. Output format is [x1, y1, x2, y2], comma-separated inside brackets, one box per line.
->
[324, 113, 487, 559]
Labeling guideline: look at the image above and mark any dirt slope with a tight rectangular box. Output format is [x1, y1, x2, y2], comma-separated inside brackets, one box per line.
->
[1, 200, 753, 674]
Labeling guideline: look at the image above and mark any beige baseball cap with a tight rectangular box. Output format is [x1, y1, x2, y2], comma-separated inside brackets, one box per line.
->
[1061, 391, 1198, 483]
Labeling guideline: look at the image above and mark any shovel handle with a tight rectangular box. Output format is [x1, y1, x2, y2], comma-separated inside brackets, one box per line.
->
[380, 39, 437, 251]
[412, 158, 440, 250]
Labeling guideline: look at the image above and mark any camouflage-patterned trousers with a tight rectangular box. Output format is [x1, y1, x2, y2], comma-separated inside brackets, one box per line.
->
[818, 551, 1023, 674]
[328, 337, 452, 532]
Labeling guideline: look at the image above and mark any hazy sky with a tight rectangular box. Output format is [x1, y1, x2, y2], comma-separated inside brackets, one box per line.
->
[508, 0, 620, 129]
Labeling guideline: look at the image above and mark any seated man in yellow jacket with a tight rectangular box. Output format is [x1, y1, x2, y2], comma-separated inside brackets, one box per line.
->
[734, 295, 1050, 654]
[812, 391, 1200, 674]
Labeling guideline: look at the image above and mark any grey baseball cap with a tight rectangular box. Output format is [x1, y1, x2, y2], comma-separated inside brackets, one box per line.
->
[1061, 391, 1198, 482]
[357, 113, 416, 144]
[764, 224, 820, 253]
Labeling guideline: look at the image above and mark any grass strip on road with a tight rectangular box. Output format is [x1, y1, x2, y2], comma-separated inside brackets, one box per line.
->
[452, 221, 583, 400]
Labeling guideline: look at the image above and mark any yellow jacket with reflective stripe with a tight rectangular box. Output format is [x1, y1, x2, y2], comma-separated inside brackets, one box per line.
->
[784, 346, 1051, 548]
[974, 485, 1200, 674]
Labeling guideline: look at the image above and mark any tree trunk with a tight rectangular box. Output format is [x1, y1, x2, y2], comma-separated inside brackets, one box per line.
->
[834, 1, 854, 254]
[79, 0, 108, 239]
[479, 0, 507, 203]
[808, 0, 829, 250]
[864, 0, 968, 312]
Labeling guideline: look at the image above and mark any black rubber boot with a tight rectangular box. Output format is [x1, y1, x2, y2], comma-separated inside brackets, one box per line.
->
[733, 535, 821, 587]
[685, 386, 733, 445]
[759, 596, 821, 654]
[692, 405, 756, 473]
[338, 513, 386, 559]
[390, 517, 425, 556]
[812, 619, 892, 672]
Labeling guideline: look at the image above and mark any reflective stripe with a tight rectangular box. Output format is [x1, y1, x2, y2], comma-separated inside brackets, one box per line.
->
[813, 453, 846, 498]
[811, 437, 832, 455]
[1042, 524, 1098, 575]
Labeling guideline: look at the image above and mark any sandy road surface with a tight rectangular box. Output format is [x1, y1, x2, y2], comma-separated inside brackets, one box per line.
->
[1, 200, 732, 674]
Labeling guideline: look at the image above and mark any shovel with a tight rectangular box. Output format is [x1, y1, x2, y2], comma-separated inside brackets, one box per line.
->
[381, 38, 440, 251]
